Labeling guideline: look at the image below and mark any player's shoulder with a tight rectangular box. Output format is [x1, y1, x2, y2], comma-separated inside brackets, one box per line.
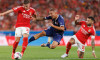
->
[59, 15, 64, 19]
[80, 21, 86, 23]
[58, 15, 64, 20]
[30, 7, 35, 11]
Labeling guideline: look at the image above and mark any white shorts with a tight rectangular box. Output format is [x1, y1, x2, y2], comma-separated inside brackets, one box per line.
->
[15, 27, 30, 37]
[72, 35, 85, 52]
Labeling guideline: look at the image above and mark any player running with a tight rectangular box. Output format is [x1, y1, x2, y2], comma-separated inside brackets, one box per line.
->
[0, 0, 36, 59]
[28, 8, 66, 49]
[61, 15, 97, 58]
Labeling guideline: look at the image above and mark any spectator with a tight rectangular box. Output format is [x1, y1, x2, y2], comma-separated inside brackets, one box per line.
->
[0, 0, 100, 31]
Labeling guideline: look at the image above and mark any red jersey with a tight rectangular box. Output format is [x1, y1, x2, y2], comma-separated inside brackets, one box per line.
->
[12, 6, 36, 28]
[75, 21, 95, 44]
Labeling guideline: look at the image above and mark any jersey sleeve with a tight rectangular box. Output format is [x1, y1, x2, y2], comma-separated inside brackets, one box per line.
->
[59, 18, 65, 27]
[91, 27, 96, 39]
[79, 21, 86, 25]
[91, 28, 96, 36]
[12, 6, 22, 13]
[44, 16, 52, 20]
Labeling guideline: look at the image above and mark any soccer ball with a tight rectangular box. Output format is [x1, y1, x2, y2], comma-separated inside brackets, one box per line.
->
[14, 52, 22, 60]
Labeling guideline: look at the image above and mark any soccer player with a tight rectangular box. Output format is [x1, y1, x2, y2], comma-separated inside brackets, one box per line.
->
[61, 15, 97, 58]
[0, 0, 36, 59]
[28, 8, 66, 49]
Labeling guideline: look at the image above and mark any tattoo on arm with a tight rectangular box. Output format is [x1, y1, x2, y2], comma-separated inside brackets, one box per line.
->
[91, 39, 95, 50]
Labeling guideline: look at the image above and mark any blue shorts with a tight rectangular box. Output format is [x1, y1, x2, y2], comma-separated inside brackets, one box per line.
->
[44, 27, 63, 43]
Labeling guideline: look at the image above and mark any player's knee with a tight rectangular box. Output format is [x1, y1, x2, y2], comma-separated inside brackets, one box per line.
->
[69, 38, 75, 44]
[50, 45, 56, 49]
[23, 33, 29, 37]
[15, 37, 20, 42]
[40, 31, 46, 36]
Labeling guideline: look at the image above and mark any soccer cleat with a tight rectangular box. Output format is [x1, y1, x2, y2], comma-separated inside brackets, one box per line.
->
[11, 52, 14, 59]
[61, 53, 68, 58]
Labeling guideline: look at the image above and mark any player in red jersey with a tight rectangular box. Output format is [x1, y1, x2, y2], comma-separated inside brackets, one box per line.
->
[61, 15, 97, 58]
[0, 0, 36, 59]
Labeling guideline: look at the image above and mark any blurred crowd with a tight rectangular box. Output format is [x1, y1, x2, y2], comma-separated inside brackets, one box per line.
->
[0, 0, 100, 31]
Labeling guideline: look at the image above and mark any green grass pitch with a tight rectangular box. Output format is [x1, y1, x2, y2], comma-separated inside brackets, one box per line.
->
[0, 46, 100, 60]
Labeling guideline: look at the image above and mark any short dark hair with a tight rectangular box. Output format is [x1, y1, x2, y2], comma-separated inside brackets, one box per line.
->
[88, 16, 95, 23]
[24, 0, 30, 4]
[49, 8, 57, 12]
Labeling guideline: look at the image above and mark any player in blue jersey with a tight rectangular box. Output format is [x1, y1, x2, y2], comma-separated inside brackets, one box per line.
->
[28, 8, 66, 49]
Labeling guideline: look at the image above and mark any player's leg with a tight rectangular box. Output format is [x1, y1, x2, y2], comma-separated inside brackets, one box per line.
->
[12, 27, 22, 59]
[28, 27, 53, 43]
[45, 33, 62, 49]
[77, 43, 85, 58]
[77, 50, 80, 57]
[49, 34, 62, 49]
[61, 38, 75, 58]
[50, 41, 59, 49]
[28, 31, 46, 43]
[21, 27, 30, 56]
[41, 37, 53, 47]
[79, 51, 84, 58]
[12, 37, 21, 54]
[12, 37, 21, 59]
[66, 38, 75, 53]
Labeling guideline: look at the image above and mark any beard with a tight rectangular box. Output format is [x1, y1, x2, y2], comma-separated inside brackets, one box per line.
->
[87, 24, 91, 26]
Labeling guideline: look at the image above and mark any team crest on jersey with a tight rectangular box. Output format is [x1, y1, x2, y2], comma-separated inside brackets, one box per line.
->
[83, 25, 85, 27]
[23, 10, 25, 12]
[88, 29, 91, 32]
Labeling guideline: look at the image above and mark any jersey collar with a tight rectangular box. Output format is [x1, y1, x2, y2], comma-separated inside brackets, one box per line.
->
[26, 7, 31, 11]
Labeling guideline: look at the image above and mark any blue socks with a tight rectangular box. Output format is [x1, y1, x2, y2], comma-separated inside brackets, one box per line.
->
[28, 36, 35, 43]
[46, 42, 50, 48]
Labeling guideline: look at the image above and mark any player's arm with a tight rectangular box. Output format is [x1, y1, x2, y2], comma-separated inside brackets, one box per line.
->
[0, 9, 13, 16]
[36, 16, 52, 21]
[91, 36, 97, 58]
[36, 17, 46, 21]
[31, 17, 46, 21]
[32, 16, 52, 21]
[48, 19, 65, 31]
[75, 15, 81, 25]
[31, 14, 37, 21]
[50, 24, 64, 31]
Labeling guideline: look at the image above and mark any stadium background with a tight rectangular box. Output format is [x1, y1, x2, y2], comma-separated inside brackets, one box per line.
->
[0, 0, 100, 60]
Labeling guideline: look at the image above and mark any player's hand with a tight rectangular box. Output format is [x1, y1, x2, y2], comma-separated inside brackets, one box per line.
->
[31, 16, 36, 21]
[75, 15, 80, 21]
[0, 13, 5, 16]
[92, 51, 97, 58]
[48, 23, 54, 27]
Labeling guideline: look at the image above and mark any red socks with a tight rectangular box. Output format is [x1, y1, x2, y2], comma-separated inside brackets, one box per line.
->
[66, 42, 72, 54]
[21, 37, 28, 54]
[12, 41, 19, 53]
[12, 37, 28, 55]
